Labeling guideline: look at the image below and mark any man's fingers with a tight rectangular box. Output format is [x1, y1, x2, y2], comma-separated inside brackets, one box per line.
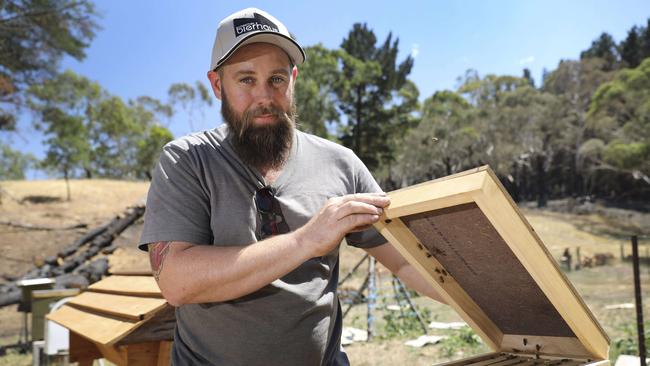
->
[340, 213, 380, 232]
[335, 201, 383, 220]
[338, 193, 390, 208]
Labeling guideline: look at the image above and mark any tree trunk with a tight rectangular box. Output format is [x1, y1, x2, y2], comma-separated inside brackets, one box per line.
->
[536, 154, 548, 208]
[355, 85, 363, 157]
[64, 171, 71, 201]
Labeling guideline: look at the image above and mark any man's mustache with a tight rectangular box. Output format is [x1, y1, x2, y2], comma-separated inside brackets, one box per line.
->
[240, 103, 290, 136]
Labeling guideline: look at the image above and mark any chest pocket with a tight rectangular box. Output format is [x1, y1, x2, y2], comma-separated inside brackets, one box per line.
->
[276, 191, 337, 231]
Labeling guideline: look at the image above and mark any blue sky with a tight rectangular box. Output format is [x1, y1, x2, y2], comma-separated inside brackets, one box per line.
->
[6, 0, 650, 178]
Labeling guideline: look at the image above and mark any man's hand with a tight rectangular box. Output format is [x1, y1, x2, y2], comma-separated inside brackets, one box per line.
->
[294, 192, 390, 258]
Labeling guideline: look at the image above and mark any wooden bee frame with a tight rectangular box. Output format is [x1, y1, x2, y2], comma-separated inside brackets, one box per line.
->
[373, 166, 610, 365]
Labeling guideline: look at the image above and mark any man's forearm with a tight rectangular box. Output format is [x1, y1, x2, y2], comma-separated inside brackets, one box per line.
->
[152, 232, 314, 306]
[149, 192, 389, 306]
[394, 264, 447, 304]
[366, 242, 446, 304]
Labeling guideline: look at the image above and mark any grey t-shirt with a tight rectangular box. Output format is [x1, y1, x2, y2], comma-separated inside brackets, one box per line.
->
[139, 125, 386, 366]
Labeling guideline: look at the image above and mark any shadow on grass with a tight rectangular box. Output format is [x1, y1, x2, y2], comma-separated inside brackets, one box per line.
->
[20, 196, 62, 204]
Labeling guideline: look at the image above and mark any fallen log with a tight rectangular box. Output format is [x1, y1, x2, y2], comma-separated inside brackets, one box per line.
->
[0, 205, 145, 308]
[57, 221, 111, 258]
[0, 288, 20, 307]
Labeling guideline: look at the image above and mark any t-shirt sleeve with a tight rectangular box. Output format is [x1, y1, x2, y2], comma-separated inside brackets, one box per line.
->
[344, 152, 388, 249]
[138, 142, 213, 251]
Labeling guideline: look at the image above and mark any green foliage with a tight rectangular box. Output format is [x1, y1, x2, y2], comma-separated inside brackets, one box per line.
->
[0, 0, 99, 129]
[439, 328, 484, 358]
[0, 141, 36, 179]
[609, 321, 650, 363]
[394, 90, 477, 184]
[379, 301, 432, 339]
[294, 44, 341, 139]
[28, 69, 174, 180]
[621, 26, 642, 68]
[588, 58, 650, 180]
[581, 32, 620, 71]
[136, 124, 174, 180]
[168, 81, 213, 132]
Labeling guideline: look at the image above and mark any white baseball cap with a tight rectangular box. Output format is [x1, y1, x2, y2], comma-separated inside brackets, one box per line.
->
[210, 8, 306, 71]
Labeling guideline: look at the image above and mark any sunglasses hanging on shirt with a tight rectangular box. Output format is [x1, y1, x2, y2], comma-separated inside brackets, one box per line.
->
[254, 186, 290, 239]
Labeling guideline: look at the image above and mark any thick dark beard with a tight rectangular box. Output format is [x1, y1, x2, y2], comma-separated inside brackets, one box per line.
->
[221, 89, 296, 170]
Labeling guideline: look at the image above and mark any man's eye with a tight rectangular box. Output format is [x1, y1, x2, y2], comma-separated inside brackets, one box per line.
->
[240, 77, 254, 84]
[271, 76, 286, 84]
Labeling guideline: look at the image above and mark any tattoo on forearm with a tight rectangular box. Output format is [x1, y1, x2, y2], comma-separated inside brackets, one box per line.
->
[149, 241, 171, 281]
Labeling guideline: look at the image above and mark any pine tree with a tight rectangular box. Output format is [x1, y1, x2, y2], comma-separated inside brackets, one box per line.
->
[580, 32, 619, 71]
[620, 26, 641, 68]
[640, 19, 650, 60]
[336, 23, 417, 173]
[523, 68, 535, 87]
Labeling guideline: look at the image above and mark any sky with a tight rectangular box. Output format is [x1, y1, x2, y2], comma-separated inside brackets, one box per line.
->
[6, 0, 650, 178]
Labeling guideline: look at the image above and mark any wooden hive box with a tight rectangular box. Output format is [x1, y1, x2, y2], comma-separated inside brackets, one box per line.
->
[47, 274, 175, 366]
[373, 166, 610, 366]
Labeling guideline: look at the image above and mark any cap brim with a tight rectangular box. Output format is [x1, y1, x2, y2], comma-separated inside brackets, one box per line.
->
[213, 31, 306, 70]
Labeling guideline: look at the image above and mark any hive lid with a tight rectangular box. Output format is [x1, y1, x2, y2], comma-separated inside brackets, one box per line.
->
[373, 166, 609, 360]
[46, 275, 172, 346]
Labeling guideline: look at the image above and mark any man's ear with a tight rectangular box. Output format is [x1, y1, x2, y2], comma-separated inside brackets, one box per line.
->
[292, 66, 298, 81]
[207, 70, 222, 100]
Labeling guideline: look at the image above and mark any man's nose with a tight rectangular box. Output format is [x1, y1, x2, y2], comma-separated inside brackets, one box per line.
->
[252, 83, 274, 103]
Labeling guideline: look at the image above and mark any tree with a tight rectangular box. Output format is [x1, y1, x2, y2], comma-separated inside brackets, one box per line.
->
[28, 69, 174, 181]
[543, 58, 615, 197]
[394, 90, 478, 185]
[580, 32, 619, 71]
[459, 71, 564, 206]
[0, 141, 35, 179]
[90, 96, 141, 177]
[0, 0, 99, 130]
[168, 81, 212, 132]
[294, 44, 340, 139]
[337, 23, 417, 174]
[620, 26, 642, 68]
[27, 69, 100, 185]
[587, 58, 650, 193]
[130, 96, 174, 179]
[135, 125, 173, 180]
[523, 68, 535, 88]
[40, 109, 89, 200]
[640, 19, 650, 61]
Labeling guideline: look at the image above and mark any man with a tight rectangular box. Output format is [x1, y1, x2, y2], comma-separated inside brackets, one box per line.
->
[139, 7, 443, 365]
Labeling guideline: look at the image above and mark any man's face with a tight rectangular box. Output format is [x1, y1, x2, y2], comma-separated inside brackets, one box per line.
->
[207, 43, 298, 169]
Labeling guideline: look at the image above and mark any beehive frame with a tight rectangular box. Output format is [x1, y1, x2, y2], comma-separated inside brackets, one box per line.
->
[373, 166, 609, 362]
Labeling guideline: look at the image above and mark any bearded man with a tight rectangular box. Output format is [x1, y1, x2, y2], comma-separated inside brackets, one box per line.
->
[139, 7, 443, 366]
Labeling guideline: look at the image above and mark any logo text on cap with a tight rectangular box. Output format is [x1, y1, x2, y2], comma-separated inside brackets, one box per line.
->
[233, 13, 279, 37]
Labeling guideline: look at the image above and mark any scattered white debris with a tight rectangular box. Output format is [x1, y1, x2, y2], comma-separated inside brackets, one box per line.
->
[604, 303, 634, 310]
[341, 327, 368, 345]
[428, 321, 468, 330]
[615, 355, 650, 366]
[404, 335, 446, 348]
